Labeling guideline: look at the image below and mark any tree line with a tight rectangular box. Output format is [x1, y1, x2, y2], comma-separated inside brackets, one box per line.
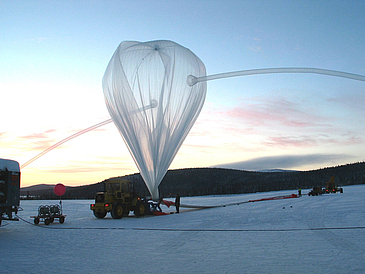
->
[21, 162, 365, 200]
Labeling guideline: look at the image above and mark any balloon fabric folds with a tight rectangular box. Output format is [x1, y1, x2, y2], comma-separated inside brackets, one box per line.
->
[103, 40, 207, 199]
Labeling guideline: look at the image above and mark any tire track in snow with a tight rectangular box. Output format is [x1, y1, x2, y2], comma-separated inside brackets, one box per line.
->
[303, 195, 365, 254]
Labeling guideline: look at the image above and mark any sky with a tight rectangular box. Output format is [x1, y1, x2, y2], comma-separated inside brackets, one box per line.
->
[1, 0, 365, 187]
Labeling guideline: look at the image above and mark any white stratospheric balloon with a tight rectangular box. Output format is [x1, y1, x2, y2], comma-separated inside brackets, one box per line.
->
[103, 40, 207, 199]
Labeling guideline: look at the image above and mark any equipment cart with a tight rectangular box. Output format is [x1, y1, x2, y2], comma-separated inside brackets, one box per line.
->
[31, 202, 66, 225]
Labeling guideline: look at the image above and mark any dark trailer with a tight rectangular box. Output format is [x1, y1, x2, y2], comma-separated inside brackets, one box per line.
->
[0, 158, 21, 226]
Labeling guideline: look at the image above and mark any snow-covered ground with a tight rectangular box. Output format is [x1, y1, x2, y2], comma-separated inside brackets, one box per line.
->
[1, 185, 365, 274]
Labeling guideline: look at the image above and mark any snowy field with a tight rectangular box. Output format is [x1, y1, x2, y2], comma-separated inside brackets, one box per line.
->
[1, 185, 365, 274]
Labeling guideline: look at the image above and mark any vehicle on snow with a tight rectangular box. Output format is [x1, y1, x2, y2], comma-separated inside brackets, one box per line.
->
[90, 178, 149, 219]
[0, 158, 21, 226]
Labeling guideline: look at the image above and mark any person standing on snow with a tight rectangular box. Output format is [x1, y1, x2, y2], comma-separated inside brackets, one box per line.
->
[175, 193, 180, 213]
[157, 197, 163, 212]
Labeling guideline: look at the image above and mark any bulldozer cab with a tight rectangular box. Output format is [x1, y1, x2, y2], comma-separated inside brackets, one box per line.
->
[106, 181, 121, 192]
[93, 180, 132, 204]
[105, 180, 133, 198]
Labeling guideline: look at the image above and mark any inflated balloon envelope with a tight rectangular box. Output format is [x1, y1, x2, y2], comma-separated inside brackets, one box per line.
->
[103, 40, 207, 199]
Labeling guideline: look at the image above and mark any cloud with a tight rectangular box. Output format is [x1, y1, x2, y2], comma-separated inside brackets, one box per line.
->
[44, 165, 128, 174]
[262, 135, 318, 148]
[213, 154, 352, 171]
[248, 37, 263, 51]
[41, 156, 135, 174]
[339, 133, 364, 145]
[249, 46, 262, 52]
[225, 97, 327, 128]
[20, 133, 49, 139]
[27, 140, 58, 151]
[327, 92, 365, 111]
[19, 130, 58, 151]
[261, 132, 364, 149]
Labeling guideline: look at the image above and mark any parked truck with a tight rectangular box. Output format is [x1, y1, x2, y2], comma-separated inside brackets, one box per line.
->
[0, 158, 21, 226]
[90, 178, 149, 219]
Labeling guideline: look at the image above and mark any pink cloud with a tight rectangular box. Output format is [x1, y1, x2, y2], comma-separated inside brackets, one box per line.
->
[28, 140, 57, 151]
[18, 130, 57, 151]
[262, 132, 364, 148]
[44, 166, 123, 174]
[20, 129, 58, 139]
[225, 97, 327, 128]
[340, 132, 364, 145]
[43, 159, 132, 174]
[263, 135, 318, 148]
[20, 132, 49, 139]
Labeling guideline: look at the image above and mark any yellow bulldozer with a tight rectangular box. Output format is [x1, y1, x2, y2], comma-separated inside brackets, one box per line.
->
[308, 176, 343, 196]
[90, 178, 149, 219]
[324, 176, 343, 194]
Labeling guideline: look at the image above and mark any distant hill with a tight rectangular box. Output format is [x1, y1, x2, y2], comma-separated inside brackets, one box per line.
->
[21, 184, 55, 192]
[21, 162, 365, 199]
[20, 182, 104, 200]
[258, 169, 298, 173]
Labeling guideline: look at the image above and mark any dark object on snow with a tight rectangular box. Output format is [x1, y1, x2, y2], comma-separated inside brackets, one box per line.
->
[0, 158, 21, 226]
[308, 186, 324, 196]
[175, 194, 180, 213]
